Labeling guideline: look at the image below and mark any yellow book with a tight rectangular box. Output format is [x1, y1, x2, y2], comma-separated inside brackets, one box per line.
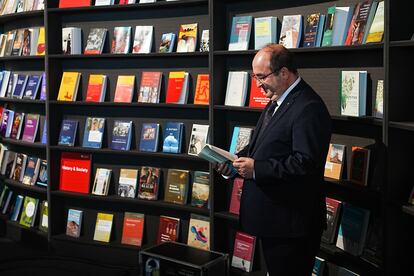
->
[36, 27, 45, 56]
[93, 213, 114, 243]
[324, 143, 346, 180]
[57, 72, 81, 101]
[365, 1, 384, 44]
[113, 75, 135, 103]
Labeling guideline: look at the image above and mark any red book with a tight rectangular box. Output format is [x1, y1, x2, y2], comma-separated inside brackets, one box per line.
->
[85, 75, 106, 102]
[156, 216, 180, 244]
[229, 177, 244, 215]
[59, 152, 91, 194]
[137, 72, 162, 103]
[114, 75, 135, 103]
[193, 74, 209, 105]
[166, 71, 187, 103]
[231, 231, 256, 272]
[349, 146, 370, 186]
[248, 78, 269, 108]
[121, 212, 145, 247]
[59, 0, 92, 8]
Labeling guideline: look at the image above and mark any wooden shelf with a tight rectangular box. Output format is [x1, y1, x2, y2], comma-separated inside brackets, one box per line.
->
[49, 145, 207, 162]
[51, 190, 210, 216]
[48, 0, 208, 14]
[0, 137, 46, 149]
[0, 10, 43, 24]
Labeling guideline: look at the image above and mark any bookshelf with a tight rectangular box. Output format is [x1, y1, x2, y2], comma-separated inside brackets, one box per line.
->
[0, 0, 412, 275]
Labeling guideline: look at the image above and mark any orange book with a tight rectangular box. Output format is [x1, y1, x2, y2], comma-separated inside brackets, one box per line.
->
[85, 74, 106, 102]
[121, 212, 145, 247]
[114, 75, 135, 103]
[194, 74, 209, 105]
[248, 77, 269, 108]
[59, 0, 92, 8]
[324, 144, 346, 180]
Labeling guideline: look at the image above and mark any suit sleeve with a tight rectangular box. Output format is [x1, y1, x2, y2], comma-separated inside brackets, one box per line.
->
[254, 101, 331, 186]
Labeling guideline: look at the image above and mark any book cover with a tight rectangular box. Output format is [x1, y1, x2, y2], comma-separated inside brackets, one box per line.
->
[40, 72, 46, 100]
[303, 13, 322, 48]
[225, 71, 249, 107]
[41, 118, 47, 144]
[249, 76, 270, 108]
[36, 27, 45, 56]
[118, 168, 138, 198]
[92, 168, 112, 196]
[199, 29, 209, 52]
[187, 214, 210, 250]
[231, 231, 256, 272]
[191, 171, 209, 208]
[193, 74, 209, 105]
[229, 126, 254, 155]
[162, 122, 184, 153]
[159, 32, 176, 53]
[9, 112, 24, 140]
[59, 0, 92, 8]
[93, 213, 114, 242]
[121, 212, 145, 246]
[373, 79, 384, 118]
[332, 6, 354, 46]
[322, 197, 342, 244]
[59, 152, 91, 194]
[229, 177, 244, 215]
[1, 151, 16, 177]
[66, 209, 83, 237]
[57, 72, 81, 101]
[198, 144, 238, 164]
[38, 200, 48, 232]
[188, 124, 209, 156]
[166, 71, 189, 104]
[36, 159, 48, 187]
[12, 74, 28, 99]
[349, 146, 371, 186]
[228, 16, 253, 51]
[0, 109, 14, 138]
[84, 28, 107, 55]
[21, 113, 40, 143]
[22, 156, 40, 186]
[10, 195, 24, 222]
[157, 215, 180, 244]
[10, 153, 27, 182]
[86, 74, 107, 102]
[19, 196, 39, 227]
[340, 71, 367, 117]
[58, 119, 78, 146]
[23, 74, 42, 100]
[177, 23, 198, 52]
[111, 27, 131, 54]
[324, 143, 346, 180]
[345, 1, 375, 45]
[139, 123, 159, 152]
[110, 120, 132, 151]
[138, 71, 162, 103]
[312, 256, 325, 276]
[11, 29, 24, 56]
[138, 166, 161, 200]
[365, 1, 384, 43]
[254, 16, 278, 50]
[336, 203, 370, 256]
[82, 117, 105, 149]
[279, 15, 302, 48]
[164, 169, 189, 205]
[114, 75, 135, 103]
[132, 26, 153, 54]
[1, 189, 14, 215]
[322, 6, 336, 46]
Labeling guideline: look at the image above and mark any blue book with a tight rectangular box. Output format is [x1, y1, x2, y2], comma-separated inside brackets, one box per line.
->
[332, 6, 354, 46]
[41, 119, 47, 144]
[228, 16, 253, 51]
[10, 195, 24, 221]
[162, 122, 184, 153]
[159, 33, 176, 53]
[1, 190, 13, 215]
[315, 15, 326, 47]
[312, 257, 325, 276]
[40, 72, 46, 100]
[23, 74, 42, 100]
[36, 159, 47, 187]
[229, 126, 253, 155]
[66, 209, 83, 238]
[139, 123, 160, 152]
[58, 119, 78, 146]
[12, 74, 29, 99]
[110, 120, 132, 151]
[22, 156, 39, 186]
[82, 117, 105, 149]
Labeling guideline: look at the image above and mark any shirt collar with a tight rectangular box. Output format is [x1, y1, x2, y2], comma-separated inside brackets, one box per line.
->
[276, 76, 301, 107]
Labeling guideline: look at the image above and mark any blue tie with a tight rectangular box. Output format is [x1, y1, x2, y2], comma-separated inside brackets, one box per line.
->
[257, 101, 278, 140]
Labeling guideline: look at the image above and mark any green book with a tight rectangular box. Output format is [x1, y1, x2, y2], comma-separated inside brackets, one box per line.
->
[39, 200, 48, 232]
[19, 196, 39, 227]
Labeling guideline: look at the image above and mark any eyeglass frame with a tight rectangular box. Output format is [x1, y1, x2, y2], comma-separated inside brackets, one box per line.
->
[250, 68, 282, 84]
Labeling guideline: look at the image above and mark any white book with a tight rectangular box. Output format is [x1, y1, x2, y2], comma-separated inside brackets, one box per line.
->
[112, 26, 132, 54]
[62, 27, 82, 55]
[16, 0, 24, 12]
[331, 7, 354, 46]
[132, 26, 153, 54]
[118, 168, 138, 198]
[279, 15, 302, 48]
[199, 29, 209, 52]
[92, 168, 112, 196]
[188, 124, 209, 156]
[340, 71, 367, 117]
[29, 27, 40, 56]
[178, 72, 189, 104]
[224, 71, 248, 107]
[24, 0, 35, 11]
[139, 0, 156, 3]
[0, 34, 7, 57]
[36, 0, 45, 10]
[254, 16, 278, 50]
[95, 0, 114, 6]
[2, 0, 18, 15]
[0, 71, 11, 97]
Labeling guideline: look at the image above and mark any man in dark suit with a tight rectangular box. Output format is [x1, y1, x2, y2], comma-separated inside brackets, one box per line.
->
[216, 44, 331, 275]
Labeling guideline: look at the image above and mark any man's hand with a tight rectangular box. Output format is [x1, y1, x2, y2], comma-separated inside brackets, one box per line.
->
[233, 157, 255, 179]
[213, 162, 234, 177]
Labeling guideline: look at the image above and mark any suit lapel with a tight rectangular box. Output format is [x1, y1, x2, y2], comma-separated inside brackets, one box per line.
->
[250, 80, 305, 156]
[248, 101, 272, 154]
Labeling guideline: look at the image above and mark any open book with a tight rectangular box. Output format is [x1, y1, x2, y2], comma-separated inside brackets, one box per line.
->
[198, 144, 238, 176]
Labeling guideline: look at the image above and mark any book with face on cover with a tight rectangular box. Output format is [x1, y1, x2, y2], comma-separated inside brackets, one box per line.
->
[10, 153, 27, 182]
[66, 208, 83, 237]
[110, 120, 132, 151]
[138, 166, 161, 200]
[82, 117, 105, 149]
[111, 27, 131, 54]
[118, 168, 138, 198]
[139, 123, 159, 152]
[22, 156, 40, 186]
[138, 72, 162, 103]
[188, 124, 209, 156]
[9, 112, 24, 140]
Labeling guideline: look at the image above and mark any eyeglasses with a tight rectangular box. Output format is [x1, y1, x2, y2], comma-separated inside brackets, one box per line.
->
[250, 69, 280, 84]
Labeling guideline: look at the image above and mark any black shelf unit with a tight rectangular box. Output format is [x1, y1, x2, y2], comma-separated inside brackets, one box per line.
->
[0, 0, 412, 275]
[0, 5, 47, 244]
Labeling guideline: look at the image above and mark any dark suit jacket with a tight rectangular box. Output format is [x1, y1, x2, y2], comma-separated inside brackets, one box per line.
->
[237, 79, 331, 238]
